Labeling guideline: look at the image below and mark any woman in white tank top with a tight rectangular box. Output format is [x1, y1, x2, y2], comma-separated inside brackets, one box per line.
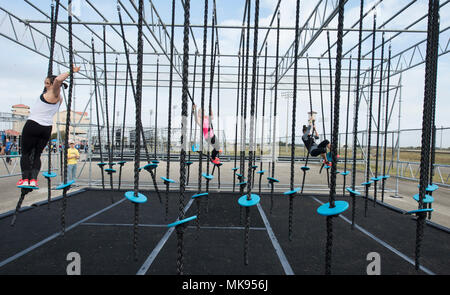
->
[17, 65, 80, 188]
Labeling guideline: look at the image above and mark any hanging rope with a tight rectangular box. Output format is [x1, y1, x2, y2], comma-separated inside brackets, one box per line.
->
[373, 32, 385, 206]
[233, 51, 241, 192]
[118, 4, 161, 203]
[154, 56, 159, 160]
[381, 45, 391, 203]
[197, 0, 208, 197]
[118, 56, 129, 190]
[46, 0, 60, 209]
[350, 0, 365, 228]
[243, 0, 259, 266]
[324, 0, 345, 275]
[103, 25, 114, 192]
[132, 0, 144, 261]
[111, 56, 118, 188]
[269, 11, 281, 215]
[342, 56, 352, 194]
[61, 0, 74, 234]
[364, 12, 377, 217]
[300, 56, 313, 194]
[175, 0, 190, 275]
[415, 0, 440, 271]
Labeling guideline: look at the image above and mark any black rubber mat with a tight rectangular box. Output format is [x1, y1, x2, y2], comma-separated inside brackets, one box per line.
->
[0, 188, 448, 275]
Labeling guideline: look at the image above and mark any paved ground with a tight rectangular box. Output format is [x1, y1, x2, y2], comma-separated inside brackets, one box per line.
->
[1, 153, 449, 228]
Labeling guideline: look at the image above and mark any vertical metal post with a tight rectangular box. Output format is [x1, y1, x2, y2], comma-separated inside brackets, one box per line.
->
[395, 72, 403, 198]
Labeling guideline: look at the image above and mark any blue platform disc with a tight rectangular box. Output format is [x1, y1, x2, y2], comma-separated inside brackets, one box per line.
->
[406, 208, 434, 215]
[413, 194, 434, 204]
[167, 215, 197, 228]
[252, 165, 258, 169]
[346, 187, 361, 196]
[340, 171, 350, 176]
[382, 175, 390, 179]
[186, 161, 193, 165]
[161, 177, 175, 183]
[361, 181, 373, 186]
[417, 183, 439, 192]
[235, 173, 243, 178]
[267, 177, 280, 183]
[370, 176, 382, 181]
[256, 170, 266, 174]
[55, 180, 75, 190]
[42, 172, 57, 178]
[97, 162, 107, 167]
[17, 185, 39, 190]
[117, 161, 127, 165]
[124, 191, 147, 204]
[192, 192, 208, 199]
[317, 201, 349, 216]
[324, 165, 331, 169]
[237, 181, 248, 186]
[151, 160, 160, 164]
[283, 187, 300, 195]
[192, 144, 200, 152]
[142, 163, 158, 170]
[108, 162, 116, 166]
[238, 194, 260, 207]
[202, 173, 214, 180]
[105, 168, 116, 173]
[231, 167, 239, 171]
[301, 166, 310, 171]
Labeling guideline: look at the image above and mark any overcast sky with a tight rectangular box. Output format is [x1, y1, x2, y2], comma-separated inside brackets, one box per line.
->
[0, 0, 449, 148]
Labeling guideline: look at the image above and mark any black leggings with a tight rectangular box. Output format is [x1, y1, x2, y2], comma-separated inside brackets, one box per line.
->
[20, 120, 52, 180]
[310, 139, 330, 157]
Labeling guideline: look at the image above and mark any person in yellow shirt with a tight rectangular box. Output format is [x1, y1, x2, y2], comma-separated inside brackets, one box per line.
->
[67, 141, 80, 182]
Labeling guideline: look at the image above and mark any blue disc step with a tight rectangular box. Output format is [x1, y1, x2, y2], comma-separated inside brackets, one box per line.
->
[340, 171, 350, 176]
[17, 185, 39, 190]
[161, 177, 176, 183]
[283, 187, 300, 195]
[167, 215, 197, 228]
[105, 168, 116, 173]
[405, 208, 433, 215]
[346, 187, 361, 196]
[117, 160, 127, 165]
[192, 144, 200, 152]
[417, 183, 439, 192]
[238, 194, 260, 207]
[124, 191, 147, 204]
[317, 200, 349, 216]
[231, 167, 239, 171]
[202, 173, 214, 180]
[192, 192, 208, 199]
[361, 181, 373, 186]
[256, 170, 266, 174]
[413, 194, 434, 204]
[56, 180, 75, 190]
[301, 166, 310, 171]
[267, 177, 280, 183]
[42, 172, 57, 178]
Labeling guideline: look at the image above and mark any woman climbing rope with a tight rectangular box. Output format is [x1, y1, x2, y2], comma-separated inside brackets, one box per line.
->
[301, 114, 331, 166]
[192, 104, 221, 165]
[16, 65, 80, 188]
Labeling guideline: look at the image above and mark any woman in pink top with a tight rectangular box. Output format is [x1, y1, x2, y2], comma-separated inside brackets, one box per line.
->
[193, 104, 221, 165]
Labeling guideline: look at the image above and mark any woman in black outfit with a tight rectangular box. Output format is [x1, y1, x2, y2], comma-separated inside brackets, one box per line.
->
[17, 65, 80, 188]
